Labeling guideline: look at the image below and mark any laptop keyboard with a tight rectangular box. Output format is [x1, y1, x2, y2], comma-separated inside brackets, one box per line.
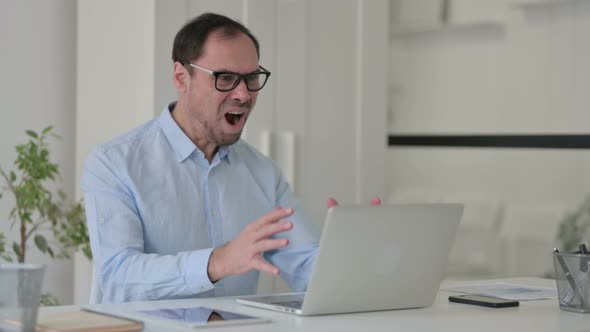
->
[272, 300, 303, 309]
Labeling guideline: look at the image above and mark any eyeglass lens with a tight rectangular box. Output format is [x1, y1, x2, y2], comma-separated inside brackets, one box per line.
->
[216, 73, 267, 92]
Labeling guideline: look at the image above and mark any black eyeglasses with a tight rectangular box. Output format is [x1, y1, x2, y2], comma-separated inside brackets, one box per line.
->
[185, 62, 271, 92]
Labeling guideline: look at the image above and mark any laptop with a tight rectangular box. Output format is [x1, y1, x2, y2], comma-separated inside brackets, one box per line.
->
[236, 203, 463, 316]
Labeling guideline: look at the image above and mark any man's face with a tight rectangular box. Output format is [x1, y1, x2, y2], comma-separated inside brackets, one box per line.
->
[182, 31, 260, 147]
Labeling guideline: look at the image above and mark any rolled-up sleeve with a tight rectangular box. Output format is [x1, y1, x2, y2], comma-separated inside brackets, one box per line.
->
[82, 149, 214, 303]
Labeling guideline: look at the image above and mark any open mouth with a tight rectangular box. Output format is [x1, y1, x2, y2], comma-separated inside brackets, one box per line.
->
[225, 112, 245, 126]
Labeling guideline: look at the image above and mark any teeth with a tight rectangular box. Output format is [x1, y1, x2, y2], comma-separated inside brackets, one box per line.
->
[228, 112, 243, 115]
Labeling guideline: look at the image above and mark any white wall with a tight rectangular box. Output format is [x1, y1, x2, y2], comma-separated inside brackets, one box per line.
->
[75, 0, 164, 305]
[0, 0, 77, 304]
[76, 0, 157, 175]
[388, 0, 590, 278]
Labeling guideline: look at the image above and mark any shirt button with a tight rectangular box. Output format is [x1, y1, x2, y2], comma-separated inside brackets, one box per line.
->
[98, 217, 105, 224]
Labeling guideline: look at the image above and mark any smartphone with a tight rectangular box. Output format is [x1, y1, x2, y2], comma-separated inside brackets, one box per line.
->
[448, 294, 519, 308]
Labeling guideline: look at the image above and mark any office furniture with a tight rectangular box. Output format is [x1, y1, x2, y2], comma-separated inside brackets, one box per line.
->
[39, 278, 586, 332]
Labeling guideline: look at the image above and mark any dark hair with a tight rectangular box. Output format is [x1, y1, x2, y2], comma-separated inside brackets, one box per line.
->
[172, 12, 260, 72]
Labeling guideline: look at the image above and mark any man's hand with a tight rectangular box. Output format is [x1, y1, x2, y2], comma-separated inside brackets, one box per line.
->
[207, 208, 294, 282]
[326, 197, 382, 208]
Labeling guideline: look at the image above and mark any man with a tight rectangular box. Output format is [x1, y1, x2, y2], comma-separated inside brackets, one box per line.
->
[82, 13, 378, 304]
[82, 12, 320, 304]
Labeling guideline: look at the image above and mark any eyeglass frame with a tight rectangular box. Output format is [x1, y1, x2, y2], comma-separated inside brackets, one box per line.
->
[182, 62, 271, 92]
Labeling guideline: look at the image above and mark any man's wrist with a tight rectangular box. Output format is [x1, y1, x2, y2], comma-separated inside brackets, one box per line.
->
[207, 247, 224, 283]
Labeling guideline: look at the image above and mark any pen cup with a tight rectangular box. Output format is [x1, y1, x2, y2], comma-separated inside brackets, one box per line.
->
[553, 251, 590, 313]
[0, 263, 46, 332]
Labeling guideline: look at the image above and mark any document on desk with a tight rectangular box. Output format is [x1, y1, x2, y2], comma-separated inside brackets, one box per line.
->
[442, 282, 558, 301]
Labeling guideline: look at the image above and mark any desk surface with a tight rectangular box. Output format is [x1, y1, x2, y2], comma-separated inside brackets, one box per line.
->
[43, 278, 587, 332]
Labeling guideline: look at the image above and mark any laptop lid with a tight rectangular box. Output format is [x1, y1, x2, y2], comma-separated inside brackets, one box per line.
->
[237, 203, 463, 316]
[301, 203, 463, 315]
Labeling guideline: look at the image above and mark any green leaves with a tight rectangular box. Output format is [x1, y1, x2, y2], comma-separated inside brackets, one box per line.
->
[42, 126, 53, 135]
[57, 201, 92, 260]
[13, 242, 22, 261]
[25, 130, 38, 139]
[0, 233, 12, 261]
[34, 234, 49, 254]
[40, 293, 60, 306]
[0, 127, 91, 263]
[557, 195, 590, 252]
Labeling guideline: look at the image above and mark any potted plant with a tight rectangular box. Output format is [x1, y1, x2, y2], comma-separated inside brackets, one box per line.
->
[0, 127, 91, 305]
[556, 196, 590, 252]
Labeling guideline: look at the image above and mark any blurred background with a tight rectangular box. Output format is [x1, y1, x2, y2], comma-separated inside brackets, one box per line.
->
[1, 0, 588, 305]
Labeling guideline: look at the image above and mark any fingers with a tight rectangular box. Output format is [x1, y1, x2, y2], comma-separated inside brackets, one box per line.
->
[251, 255, 280, 275]
[327, 196, 382, 206]
[326, 197, 338, 208]
[249, 207, 293, 231]
[246, 234, 289, 277]
[370, 197, 382, 205]
[255, 238, 289, 253]
[209, 207, 295, 281]
[253, 220, 293, 241]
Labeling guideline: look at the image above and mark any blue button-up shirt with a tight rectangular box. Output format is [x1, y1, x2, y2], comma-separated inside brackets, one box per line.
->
[82, 105, 320, 304]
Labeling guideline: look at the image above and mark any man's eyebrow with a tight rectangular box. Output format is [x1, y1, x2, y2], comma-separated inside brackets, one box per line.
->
[214, 68, 262, 75]
[245, 69, 263, 75]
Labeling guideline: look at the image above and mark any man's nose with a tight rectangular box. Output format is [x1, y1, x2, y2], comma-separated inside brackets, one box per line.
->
[230, 79, 250, 102]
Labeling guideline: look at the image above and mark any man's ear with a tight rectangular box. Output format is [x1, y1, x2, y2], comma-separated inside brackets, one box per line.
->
[173, 62, 190, 93]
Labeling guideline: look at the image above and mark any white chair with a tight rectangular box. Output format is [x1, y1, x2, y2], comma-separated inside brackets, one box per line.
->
[387, 191, 506, 279]
[499, 203, 566, 278]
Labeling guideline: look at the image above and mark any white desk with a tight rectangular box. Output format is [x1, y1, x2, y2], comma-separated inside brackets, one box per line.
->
[42, 278, 587, 331]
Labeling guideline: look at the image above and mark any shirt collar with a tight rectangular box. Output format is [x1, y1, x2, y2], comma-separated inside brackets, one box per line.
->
[159, 103, 197, 162]
[158, 102, 232, 164]
[218, 145, 232, 164]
